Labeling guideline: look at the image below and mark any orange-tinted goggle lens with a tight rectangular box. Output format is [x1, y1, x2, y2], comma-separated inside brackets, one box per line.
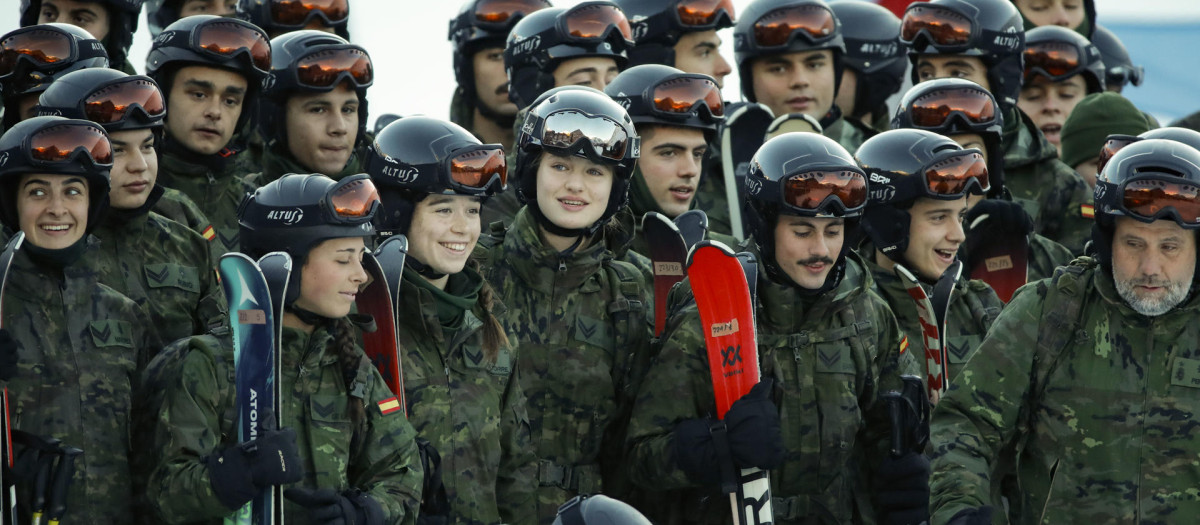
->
[564, 4, 633, 41]
[30, 124, 112, 165]
[84, 79, 166, 124]
[783, 170, 868, 212]
[677, 0, 736, 27]
[1123, 178, 1200, 225]
[270, 0, 349, 26]
[296, 47, 373, 88]
[753, 4, 836, 47]
[0, 28, 74, 77]
[195, 21, 271, 72]
[908, 87, 997, 127]
[450, 147, 507, 190]
[330, 177, 380, 218]
[542, 110, 632, 161]
[1024, 41, 1081, 80]
[1096, 135, 1138, 176]
[925, 151, 990, 195]
[652, 76, 724, 117]
[900, 5, 973, 47]
[474, 0, 550, 24]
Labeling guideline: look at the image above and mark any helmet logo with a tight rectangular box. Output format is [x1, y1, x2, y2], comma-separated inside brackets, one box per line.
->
[632, 22, 649, 41]
[992, 29, 1020, 51]
[521, 114, 538, 136]
[870, 186, 896, 202]
[91, 42, 105, 52]
[602, 42, 612, 51]
[746, 177, 763, 196]
[0, 153, 7, 168]
[266, 208, 305, 225]
[511, 36, 542, 56]
[1094, 183, 1107, 201]
[380, 165, 419, 184]
[869, 173, 890, 184]
[153, 31, 173, 46]
[262, 74, 276, 91]
[858, 42, 897, 57]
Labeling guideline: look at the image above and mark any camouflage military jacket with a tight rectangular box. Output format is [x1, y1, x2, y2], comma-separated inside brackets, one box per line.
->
[148, 324, 423, 524]
[1028, 233, 1074, 282]
[930, 257, 1200, 524]
[3, 245, 154, 523]
[152, 186, 223, 263]
[92, 209, 228, 350]
[396, 268, 537, 524]
[823, 114, 875, 155]
[244, 143, 366, 187]
[626, 252, 918, 524]
[1002, 107, 1093, 254]
[157, 146, 258, 253]
[480, 207, 654, 522]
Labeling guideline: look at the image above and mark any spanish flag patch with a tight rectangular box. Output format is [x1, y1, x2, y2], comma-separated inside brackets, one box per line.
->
[377, 396, 401, 416]
[201, 225, 216, 242]
[899, 335, 909, 355]
[1080, 204, 1094, 219]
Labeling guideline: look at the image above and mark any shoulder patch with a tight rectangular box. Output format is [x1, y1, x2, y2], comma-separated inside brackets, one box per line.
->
[574, 314, 614, 348]
[145, 263, 201, 293]
[200, 225, 216, 242]
[1080, 204, 1094, 219]
[89, 320, 135, 348]
[899, 335, 909, 355]
[377, 396, 402, 416]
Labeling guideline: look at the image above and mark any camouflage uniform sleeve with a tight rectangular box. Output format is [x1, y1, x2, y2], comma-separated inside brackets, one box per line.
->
[1027, 233, 1074, 282]
[1041, 158, 1093, 255]
[860, 293, 918, 473]
[354, 365, 424, 525]
[496, 363, 537, 523]
[929, 282, 1048, 525]
[196, 247, 230, 333]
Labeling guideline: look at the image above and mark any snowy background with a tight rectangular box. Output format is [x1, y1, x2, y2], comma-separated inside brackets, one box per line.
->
[4, 0, 1199, 126]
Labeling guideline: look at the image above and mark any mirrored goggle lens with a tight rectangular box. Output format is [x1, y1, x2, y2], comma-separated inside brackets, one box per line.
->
[196, 21, 271, 72]
[783, 170, 868, 212]
[753, 4, 836, 47]
[0, 28, 75, 77]
[541, 110, 631, 161]
[564, 4, 632, 41]
[652, 76, 724, 117]
[30, 124, 111, 165]
[330, 176, 380, 218]
[909, 87, 997, 127]
[677, 0, 736, 27]
[270, 0, 349, 26]
[84, 79, 166, 124]
[449, 147, 507, 190]
[1097, 135, 1138, 177]
[925, 152, 989, 195]
[296, 47, 373, 88]
[1024, 41, 1082, 80]
[900, 5, 973, 47]
[474, 0, 550, 24]
[1123, 178, 1200, 225]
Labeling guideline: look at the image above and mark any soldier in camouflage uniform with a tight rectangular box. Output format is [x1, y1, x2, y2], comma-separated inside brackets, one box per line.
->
[0, 23, 109, 132]
[148, 174, 423, 524]
[902, 0, 1094, 254]
[929, 138, 1200, 524]
[627, 133, 923, 524]
[0, 116, 155, 523]
[18, 0, 143, 74]
[855, 129, 1004, 378]
[365, 116, 538, 523]
[478, 87, 654, 522]
[146, 15, 268, 253]
[37, 68, 229, 352]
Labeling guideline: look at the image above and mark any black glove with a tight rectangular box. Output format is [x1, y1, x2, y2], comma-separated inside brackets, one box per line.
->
[0, 329, 20, 381]
[965, 199, 1034, 238]
[874, 452, 931, 525]
[207, 427, 305, 510]
[723, 379, 784, 470]
[284, 487, 384, 525]
[946, 505, 993, 525]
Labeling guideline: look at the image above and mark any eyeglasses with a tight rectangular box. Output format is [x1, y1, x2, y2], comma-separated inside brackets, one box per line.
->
[447, 145, 507, 194]
[472, 0, 551, 27]
[1024, 40, 1083, 82]
[752, 4, 837, 48]
[648, 74, 724, 120]
[294, 46, 373, 89]
[269, 0, 349, 28]
[781, 169, 868, 215]
[538, 109, 636, 162]
[906, 86, 998, 129]
[28, 123, 112, 167]
[83, 78, 166, 125]
[899, 4, 974, 50]
[1096, 134, 1139, 177]
[193, 20, 271, 74]
[1117, 176, 1200, 226]
[0, 26, 101, 80]
[561, 3, 633, 43]
[327, 174, 380, 221]
[676, 0, 736, 28]
[922, 150, 990, 196]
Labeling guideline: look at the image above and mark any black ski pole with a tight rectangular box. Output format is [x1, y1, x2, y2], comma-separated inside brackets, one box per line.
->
[45, 447, 80, 525]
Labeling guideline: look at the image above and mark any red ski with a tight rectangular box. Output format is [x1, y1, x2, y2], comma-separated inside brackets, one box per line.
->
[357, 235, 407, 411]
[642, 212, 687, 337]
[968, 230, 1028, 303]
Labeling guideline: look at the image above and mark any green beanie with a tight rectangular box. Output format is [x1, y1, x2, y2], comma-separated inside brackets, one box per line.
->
[1059, 92, 1151, 168]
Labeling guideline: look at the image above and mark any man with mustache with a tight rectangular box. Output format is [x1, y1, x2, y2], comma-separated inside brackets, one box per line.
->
[929, 139, 1200, 524]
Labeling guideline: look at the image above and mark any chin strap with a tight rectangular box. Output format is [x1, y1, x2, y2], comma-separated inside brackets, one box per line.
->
[286, 304, 334, 329]
[405, 255, 447, 280]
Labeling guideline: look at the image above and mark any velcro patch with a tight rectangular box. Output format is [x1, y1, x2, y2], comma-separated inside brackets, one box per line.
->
[201, 225, 216, 241]
[377, 396, 402, 416]
[1171, 357, 1200, 389]
[89, 320, 134, 348]
[1080, 204, 1094, 219]
[144, 263, 201, 293]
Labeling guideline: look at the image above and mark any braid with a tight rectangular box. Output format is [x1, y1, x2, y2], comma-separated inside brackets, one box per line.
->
[469, 259, 509, 363]
[332, 317, 367, 444]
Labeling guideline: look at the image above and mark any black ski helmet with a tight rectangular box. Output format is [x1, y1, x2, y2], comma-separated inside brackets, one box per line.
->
[891, 78, 1006, 198]
[37, 68, 166, 137]
[553, 494, 653, 525]
[1140, 127, 1200, 151]
[237, 0, 350, 39]
[1090, 24, 1143, 91]
[743, 132, 866, 290]
[828, 0, 907, 120]
[612, 0, 736, 68]
[450, 0, 552, 109]
[856, 128, 987, 264]
[0, 116, 113, 234]
[900, 0, 1026, 109]
[19, 0, 143, 70]
[503, 2, 634, 109]
[258, 30, 372, 156]
[1022, 25, 1105, 93]
[604, 64, 723, 142]
[515, 85, 640, 239]
[365, 116, 507, 234]
[0, 24, 110, 130]
[732, 0, 846, 104]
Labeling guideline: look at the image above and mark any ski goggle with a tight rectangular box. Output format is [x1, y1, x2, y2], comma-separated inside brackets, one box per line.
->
[192, 20, 271, 74]
[1113, 176, 1200, 227]
[1107, 64, 1144, 88]
[471, 0, 552, 27]
[751, 4, 837, 48]
[1024, 40, 1083, 82]
[899, 4, 974, 50]
[676, 0, 736, 28]
[646, 74, 724, 120]
[83, 78, 166, 125]
[560, 3, 633, 43]
[906, 86, 998, 129]
[780, 169, 868, 215]
[447, 145, 507, 194]
[326, 174, 381, 222]
[536, 110, 637, 162]
[294, 46, 373, 89]
[268, 0, 349, 28]
[27, 123, 113, 167]
[0, 26, 101, 80]
[921, 150, 990, 196]
[1096, 134, 1139, 176]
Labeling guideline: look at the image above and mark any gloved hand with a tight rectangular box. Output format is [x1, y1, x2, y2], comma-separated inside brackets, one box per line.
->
[284, 487, 384, 525]
[207, 427, 305, 510]
[874, 452, 931, 525]
[946, 505, 993, 525]
[0, 329, 21, 381]
[723, 379, 784, 470]
[965, 199, 1034, 238]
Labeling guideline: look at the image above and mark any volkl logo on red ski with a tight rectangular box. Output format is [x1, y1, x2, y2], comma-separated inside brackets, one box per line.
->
[710, 318, 739, 337]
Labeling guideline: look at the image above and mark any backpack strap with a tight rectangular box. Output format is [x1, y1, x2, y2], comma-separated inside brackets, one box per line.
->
[602, 259, 648, 402]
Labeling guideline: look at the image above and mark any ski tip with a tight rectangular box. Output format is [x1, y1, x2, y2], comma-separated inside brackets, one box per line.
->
[258, 251, 294, 271]
[686, 239, 737, 268]
[5, 231, 24, 251]
[377, 233, 409, 254]
[641, 211, 680, 232]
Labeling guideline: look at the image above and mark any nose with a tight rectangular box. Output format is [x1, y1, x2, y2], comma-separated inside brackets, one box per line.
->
[1051, 6, 1072, 26]
[680, 152, 701, 179]
[202, 98, 222, 120]
[790, 67, 810, 89]
[350, 258, 369, 284]
[1041, 92, 1063, 113]
[1138, 251, 1165, 280]
[713, 53, 733, 85]
[810, 234, 832, 259]
[564, 169, 586, 192]
[947, 216, 966, 243]
[125, 148, 148, 174]
[329, 112, 350, 136]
